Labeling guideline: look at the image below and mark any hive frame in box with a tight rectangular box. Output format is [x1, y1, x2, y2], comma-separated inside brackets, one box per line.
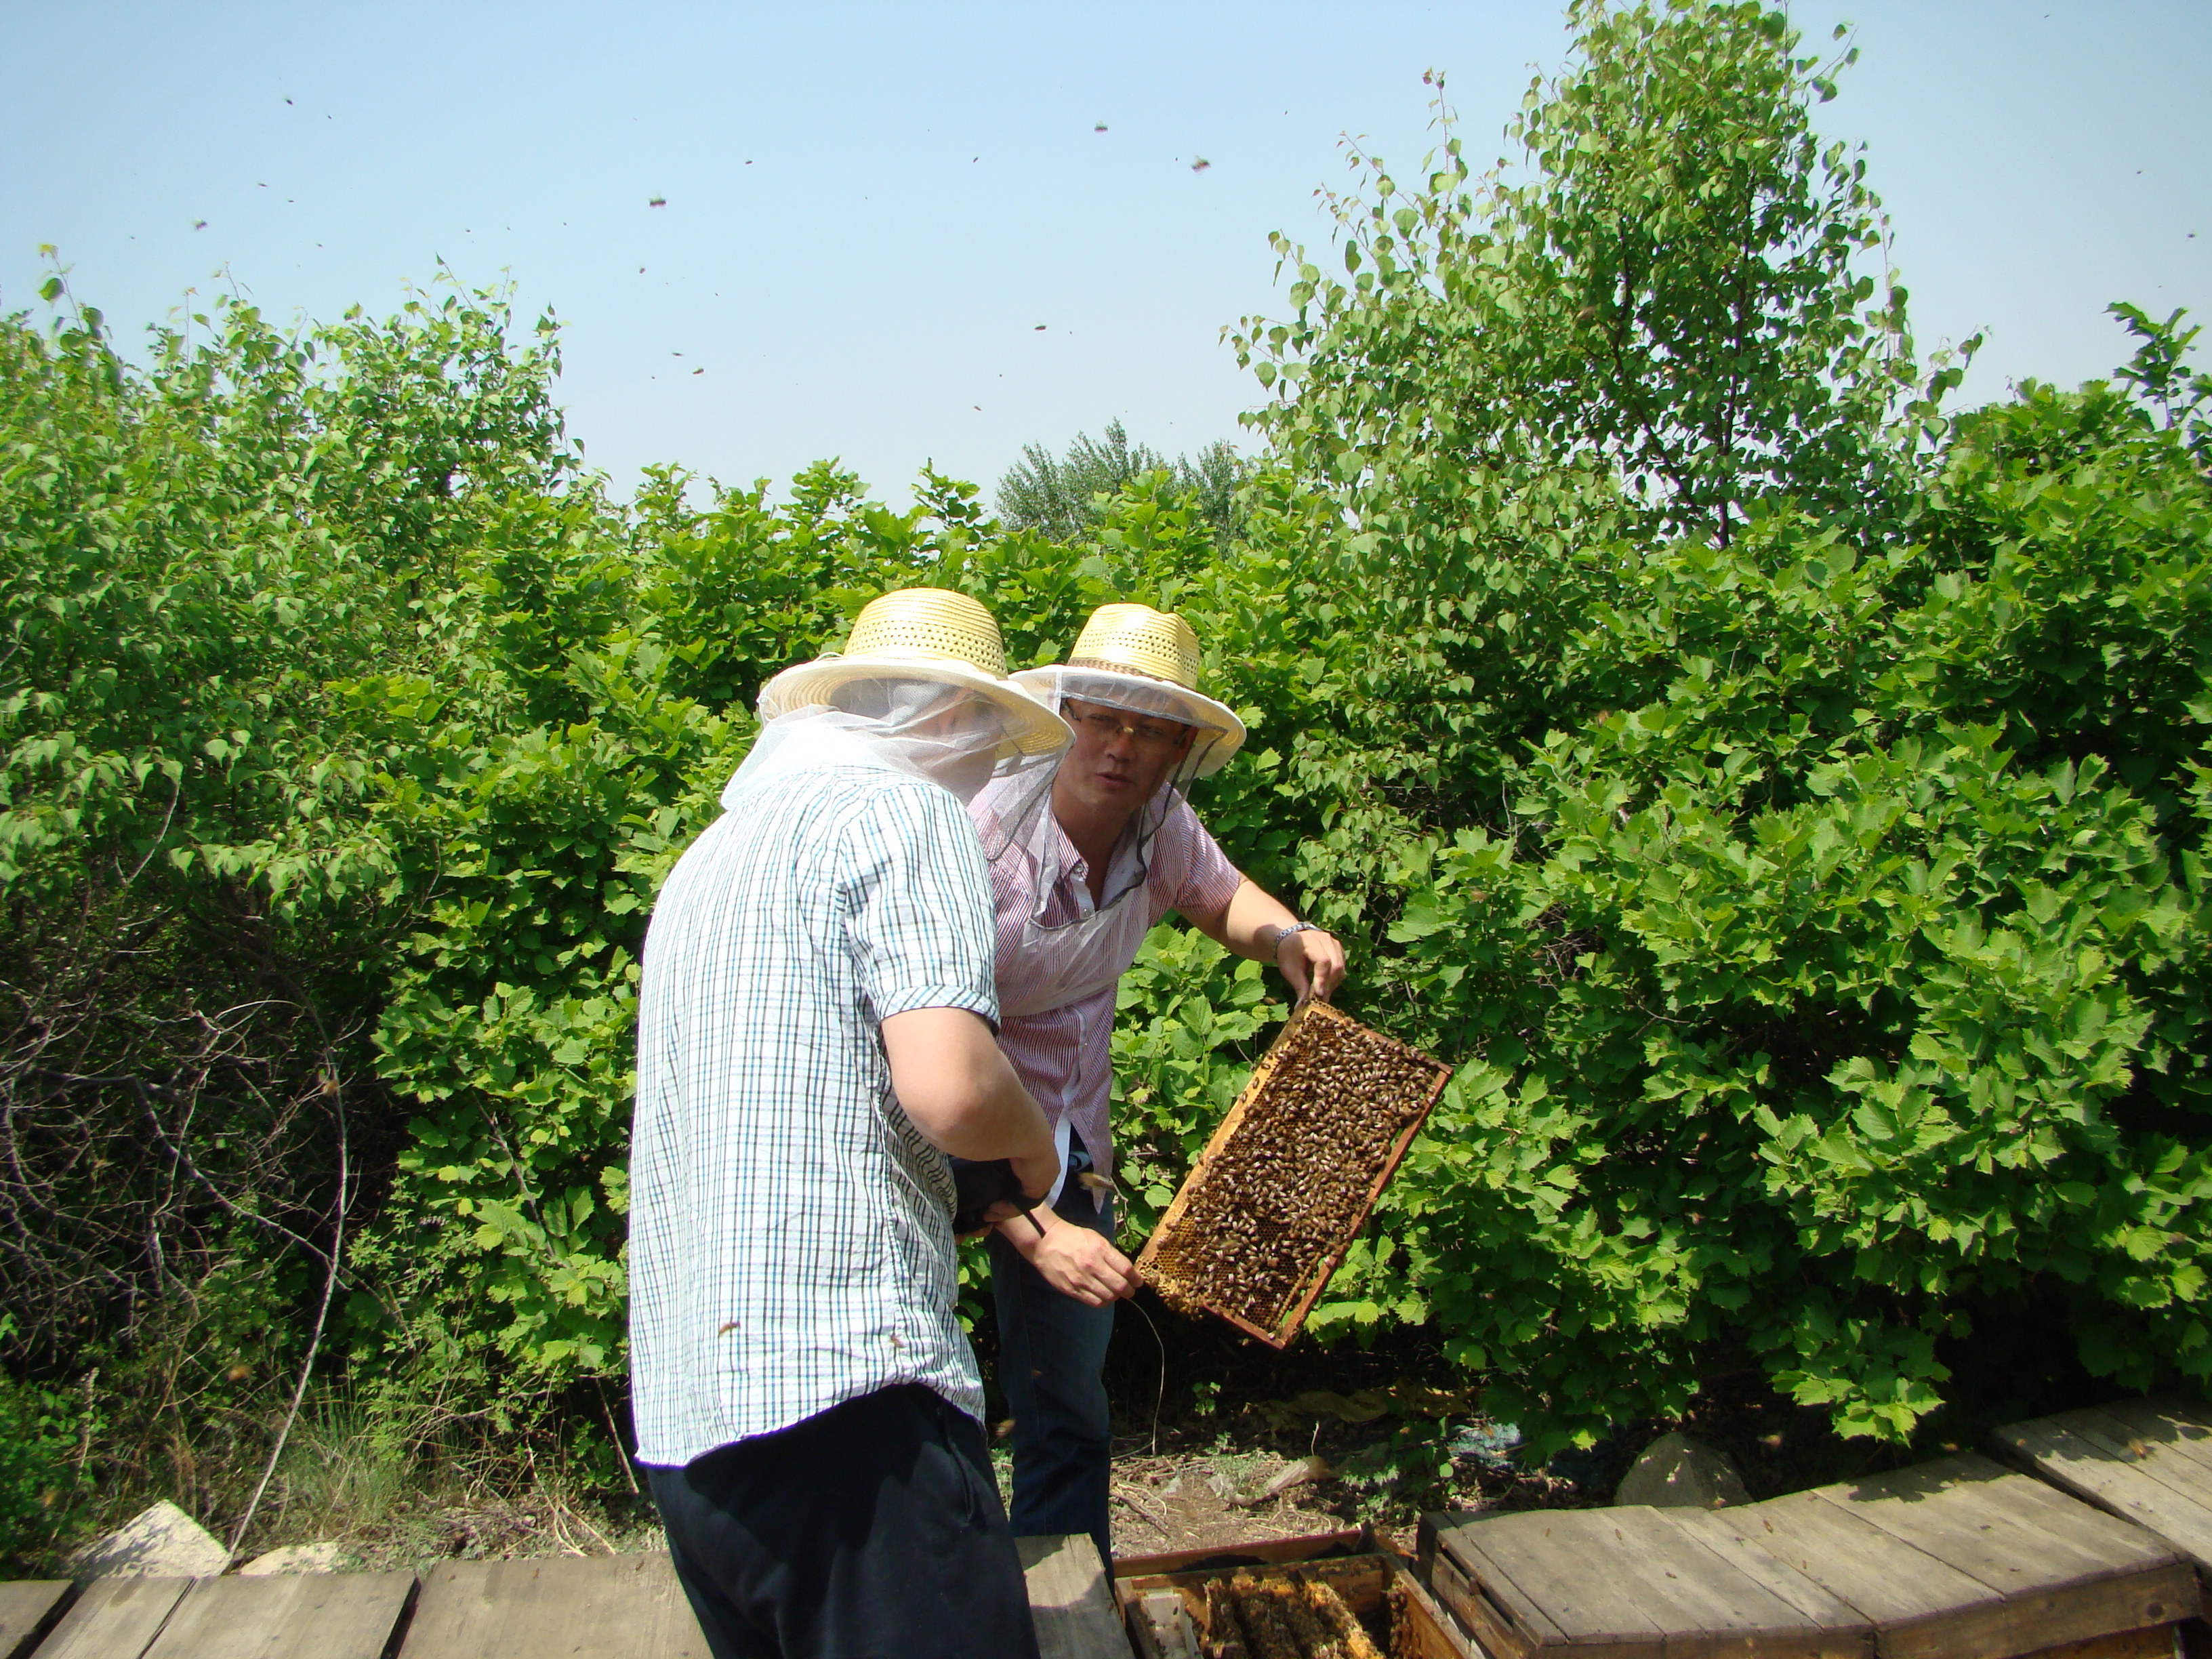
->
[1135, 999, 1450, 1348]
[1115, 1538, 1475, 1659]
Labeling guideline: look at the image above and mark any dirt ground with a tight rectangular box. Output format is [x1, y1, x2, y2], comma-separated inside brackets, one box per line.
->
[1099, 1443, 1408, 1557]
[1002, 1392, 1595, 1563]
[315, 1437, 1443, 1576]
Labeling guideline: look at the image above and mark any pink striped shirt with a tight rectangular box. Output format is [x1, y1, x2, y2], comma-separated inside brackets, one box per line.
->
[972, 790, 1243, 1183]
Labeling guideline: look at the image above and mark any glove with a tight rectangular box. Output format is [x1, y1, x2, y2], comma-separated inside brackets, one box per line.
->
[948, 1157, 1028, 1234]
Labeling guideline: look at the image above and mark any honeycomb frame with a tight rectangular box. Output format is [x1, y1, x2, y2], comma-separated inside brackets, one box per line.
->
[1118, 1550, 1469, 1659]
[1136, 1000, 1449, 1348]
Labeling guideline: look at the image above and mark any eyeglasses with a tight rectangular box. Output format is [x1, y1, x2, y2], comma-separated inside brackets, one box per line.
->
[1063, 705, 1191, 754]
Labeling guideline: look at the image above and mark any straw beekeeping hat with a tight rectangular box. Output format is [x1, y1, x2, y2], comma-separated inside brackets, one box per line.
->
[757, 588, 1073, 756]
[1011, 602, 1247, 776]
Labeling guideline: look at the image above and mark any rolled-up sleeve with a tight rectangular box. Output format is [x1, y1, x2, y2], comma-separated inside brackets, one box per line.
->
[844, 781, 1002, 1029]
[1151, 796, 1244, 926]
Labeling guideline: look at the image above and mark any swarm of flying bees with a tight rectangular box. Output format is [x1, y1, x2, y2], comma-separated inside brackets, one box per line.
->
[1139, 1002, 1446, 1344]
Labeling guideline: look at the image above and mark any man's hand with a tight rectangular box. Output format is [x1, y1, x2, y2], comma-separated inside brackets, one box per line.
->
[1277, 926, 1346, 1004]
[1002, 1208, 1142, 1307]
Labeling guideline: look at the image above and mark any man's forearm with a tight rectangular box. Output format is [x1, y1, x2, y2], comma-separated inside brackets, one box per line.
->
[932, 1051, 1053, 1163]
[1193, 879, 1347, 1003]
[1212, 878, 1300, 960]
[880, 1006, 1054, 1164]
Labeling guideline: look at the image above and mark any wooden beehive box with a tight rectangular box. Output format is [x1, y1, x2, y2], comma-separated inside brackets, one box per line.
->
[1993, 1397, 2212, 1652]
[1119, 1546, 1473, 1659]
[1994, 1398, 2212, 1589]
[1136, 1000, 1449, 1347]
[1419, 1452, 2194, 1659]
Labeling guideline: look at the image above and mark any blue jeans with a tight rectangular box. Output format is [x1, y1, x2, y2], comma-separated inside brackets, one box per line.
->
[987, 1183, 1116, 1568]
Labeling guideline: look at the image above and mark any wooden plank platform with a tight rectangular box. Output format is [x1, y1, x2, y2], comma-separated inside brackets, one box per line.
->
[1422, 1452, 2194, 1659]
[0, 1534, 1126, 1659]
[29, 1576, 194, 1659]
[1995, 1399, 2212, 1585]
[148, 1571, 416, 1659]
[0, 1583, 70, 1659]
[1423, 1504, 1872, 1659]
[1751, 1455, 2192, 1659]
[398, 1553, 708, 1659]
[1020, 1534, 1129, 1659]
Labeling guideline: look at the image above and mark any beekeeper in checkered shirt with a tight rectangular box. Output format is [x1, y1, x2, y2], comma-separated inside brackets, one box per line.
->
[968, 602, 1348, 1568]
[629, 589, 1075, 1659]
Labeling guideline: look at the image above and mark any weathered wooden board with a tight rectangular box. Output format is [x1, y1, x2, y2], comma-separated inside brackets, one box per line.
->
[1589, 1506, 1866, 1659]
[1778, 1454, 2196, 1659]
[0, 1542, 1124, 1659]
[2021, 1626, 2181, 1659]
[1739, 1482, 2001, 1637]
[1423, 1521, 1570, 1659]
[1019, 1534, 1129, 1659]
[1664, 1508, 1872, 1637]
[1996, 1400, 2212, 1576]
[28, 1576, 193, 1659]
[1450, 1508, 1671, 1655]
[0, 1582, 71, 1659]
[2097, 1404, 2212, 1483]
[1420, 1452, 2188, 1659]
[398, 1553, 709, 1659]
[1390, 1562, 1484, 1659]
[141, 1570, 416, 1659]
[1425, 1504, 1867, 1659]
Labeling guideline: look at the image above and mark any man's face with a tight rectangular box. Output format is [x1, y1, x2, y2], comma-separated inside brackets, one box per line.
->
[1054, 697, 1196, 820]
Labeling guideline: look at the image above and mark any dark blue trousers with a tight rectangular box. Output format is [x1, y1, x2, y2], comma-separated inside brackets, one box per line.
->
[648, 1383, 1040, 1659]
[987, 1185, 1118, 1568]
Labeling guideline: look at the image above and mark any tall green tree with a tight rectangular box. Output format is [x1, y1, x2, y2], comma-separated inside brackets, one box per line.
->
[1220, 0, 1978, 930]
[1241, 0, 1939, 552]
[996, 420, 1243, 542]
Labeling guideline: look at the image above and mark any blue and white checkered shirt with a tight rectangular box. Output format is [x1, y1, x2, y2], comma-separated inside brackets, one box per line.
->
[628, 762, 998, 1467]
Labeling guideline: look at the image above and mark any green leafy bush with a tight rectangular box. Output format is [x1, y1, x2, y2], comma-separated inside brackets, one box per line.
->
[1226, 1, 2212, 1453]
[0, 1318, 84, 1567]
[0, 271, 573, 1515]
[0, 1378, 76, 1565]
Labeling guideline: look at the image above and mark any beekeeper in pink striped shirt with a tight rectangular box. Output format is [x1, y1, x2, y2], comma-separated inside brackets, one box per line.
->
[966, 602, 1346, 1563]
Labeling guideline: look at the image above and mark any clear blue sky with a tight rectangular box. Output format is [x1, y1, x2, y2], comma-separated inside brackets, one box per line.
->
[3, 3, 2206, 506]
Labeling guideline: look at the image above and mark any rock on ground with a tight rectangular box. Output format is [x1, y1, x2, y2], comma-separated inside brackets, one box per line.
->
[1614, 1431, 1751, 1509]
[239, 1541, 354, 1576]
[72, 1500, 230, 1578]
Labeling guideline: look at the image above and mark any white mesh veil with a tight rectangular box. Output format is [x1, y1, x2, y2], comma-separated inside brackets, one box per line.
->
[974, 666, 1231, 911]
[722, 676, 1059, 843]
